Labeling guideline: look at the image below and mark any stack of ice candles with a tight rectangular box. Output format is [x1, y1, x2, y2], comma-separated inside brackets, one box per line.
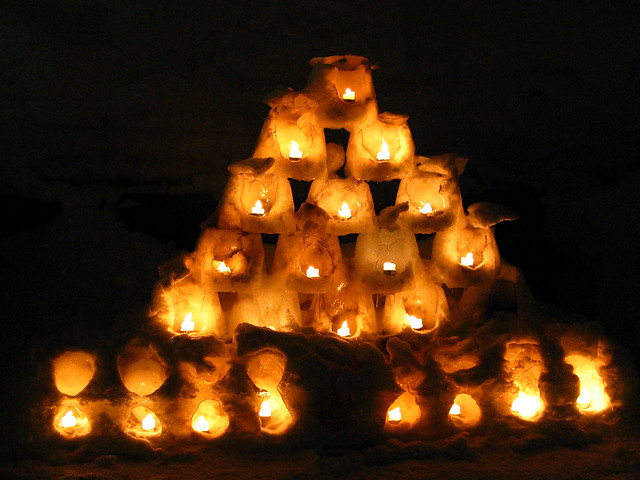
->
[46, 56, 625, 448]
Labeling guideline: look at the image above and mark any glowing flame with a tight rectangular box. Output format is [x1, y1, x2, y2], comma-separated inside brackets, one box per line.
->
[383, 261, 396, 275]
[289, 140, 302, 160]
[259, 399, 272, 418]
[449, 403, 461, 416]
[576, 387, 591, 408]
[306, 265, 320, 278]
[565, 355, 611, 413]
[251, 199, 265, 216]
[511, 392, 544, 420]
[387, 407, 402, 423]
[376, 138, 390, 161]
[216, 261, 231, 274]
[141, 413, 156, 431]
[60, 410, 77, 428]
[338, 202, 352, 219]
[180, 312, 195, 332]
[342, 87, 355, 101]
[460, 252, 474, 267]
[336, 320, 351, 337]
[407, 314, 423, 330]
[419, 202, 433, 214]
[194, 415, 210, 433]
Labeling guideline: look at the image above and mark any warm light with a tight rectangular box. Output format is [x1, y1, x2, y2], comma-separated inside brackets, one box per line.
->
[193, 415, 210, 433]
[419, 202, 433, 214]
[383, 261, 397, 275]
[577, 387, 591, 408]
[407, 314, 423, 330]
[216, 261, 231, 275]
[336, 320, 351, 337]
[387, 407, 402, 423]
[251, 199, 265, 216]
[259, 399, 272, 418]
[338, 202, 352, 219]
[60, 410, 77, 428]
[180, 312, 195, 332]
[342, 87, 355, 101]
[141, 413, 156, 431]
[511, 392, 544, 421]
[289, 140, 303, 160]
[449, 403, 461, 416]
[565, 355, 611, 413]
[376, 138, 390, 161]
[306, 265, 320, 278]
[460, 252, 474, 267]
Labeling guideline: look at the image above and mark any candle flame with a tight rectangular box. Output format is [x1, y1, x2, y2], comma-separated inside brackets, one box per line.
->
[377, 138, 390, 161]
[407, 314, 423, 330]
[194, 415, 210, 432]
[337, 320, 351, 337]
[141, 413, 156, 431]
[511, 392, 544, 420]
[387, 407, 402, 423]
[338, 202, 352, 219]
[251, 199, 265, 216]
[419, 202, 433, 214]
[449, 403, 461, 416]
[460, 252, 474, 267]
[576, 387, 591, 408]
[60, 410, 77, 428]
[383, 262, 396, 274]
[259, 399, 272, 418]
[342, 87, 355, 101]
[289, 140, 302, 160]
[306, 265, 320, 278]
[180, 312, 195, 332]
[216, 261, 231, 274]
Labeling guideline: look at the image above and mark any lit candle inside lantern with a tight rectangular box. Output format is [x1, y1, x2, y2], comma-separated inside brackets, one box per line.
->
[193, 415, 210, 433]
[259, 399, 272, 418]
[337, 202, 352, 220]
[383, 261, 397, 275]
[511, 391, 544, 421]
[141, 413, 156, 431]
[387, 407, 402, 423]
[336, 320, 351, 337]
[288, 140, 303, 161]
[419, 202, 433, 214]
[306, 265, 320, 278]
[251, 199, 265, 216]
[376, 138, 390, 161]
[60, 410, 77, 428]
[449, 403, 461, 416]
[576, 387, 591, 409]
[460, 252, 474, 267]
[407, 314, 423, 330]
[216, 261, 231, 275]
[180, 312, 195, 332]
[342, 87, 355, 102]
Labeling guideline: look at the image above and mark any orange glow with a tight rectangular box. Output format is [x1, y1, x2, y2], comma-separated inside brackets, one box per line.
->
[449, 403, 461, 416]
[141, 413, 156, 431]
[193, 415, 210, 433]
[383, 261, 397, 275]
[306, 265, 320, 278]
[337, 202, 352, 219]
[191, 399, 230, 438]
[336, 320, 351, 337]
[251, 199, 265, 216]
[259, 399, 272, 418]
[216, 261, 231, 275]
[54, 405, 90, 437]
[60, 410, 77, 428]
[376, 138, 390, 161]
[449, 394, 482, 427]
[180, 312, 195, 332]
[289, 140, 302, 160]
[460, 252, 474, 267]
[511, 391, 544, 421]
[565, 355, 611, 414]
[385, 391, 421, 428]
[407, 314, 423, 330]
[387, 407, 402, 423]
[342, 87, 355, 101]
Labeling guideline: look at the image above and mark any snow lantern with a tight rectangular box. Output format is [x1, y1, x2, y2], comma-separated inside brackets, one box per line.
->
[217, 158, 295, 234]
[227, 274, 301, 335]
[306, 177, 376, 235]
[565, 355, 611, 414]
[125, 405, 162, 437]
[191, 399, 230, 438]
[117, 339, 169, 397]
[448, 393, 482, 428]
[504, 340, 545, 421]
[385, 391, 421, 430]
[345, 112, 416, 181]
[271, 203, 344, 294]
[354, 204, 420, 294]
[253, 90, 327, 180]
[52, 350, 96, 396]
[246, 349, 293, 435]
[306, 55, 377, 130]
[194, 227, 264, 292]
[53, 403, 91, 438]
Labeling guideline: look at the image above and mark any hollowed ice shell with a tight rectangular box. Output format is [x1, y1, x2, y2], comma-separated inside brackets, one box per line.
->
[117, 339, 168, 396]
[52, 350, 96, 396]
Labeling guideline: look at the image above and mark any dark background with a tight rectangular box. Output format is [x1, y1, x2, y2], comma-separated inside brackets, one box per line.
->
[1, 0, 639, 456]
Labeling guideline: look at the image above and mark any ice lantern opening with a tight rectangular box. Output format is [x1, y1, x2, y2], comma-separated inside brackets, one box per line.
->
[125, 406, 162, 437]
[191, 399, 230, 438]
[396, 173, 450, 234]
[54, 404, 90, 438]
[117, 339, 168, 397]
[385, 391, 421, 429]
[505, 341, 545, 421]
[52, 350, 96, 396]
[449, 393, 481, 428]
[565, 355, 611, 414]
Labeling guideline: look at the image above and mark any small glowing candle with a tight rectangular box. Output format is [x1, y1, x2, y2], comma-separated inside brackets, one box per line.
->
[387, 407, 402, 423]
[576, 387, 591, 408]
[383, 261, 397, 275]
[511, 392, 544, 420]
[337, 202, 352, 219]
[306, 265, 320, 278]
[419, 202, 433, 214]
[460, 252, 474, 267]
[407, 314, 423, 330]
[251, 199, 265, 216]
[449, 403, 461, 416]
[259, 399, 272, 418]
[342, 87, 355, 101]
[60, 410, 77, 428]
[181, 312, 195, 332]
[216, 261, 231, 275]
[289, 140, 303, 160]
[194, 415, 210, 433]
[336, 320, 351, 337]
[376, 139, 390, 161]
[141, 413, 156, 431]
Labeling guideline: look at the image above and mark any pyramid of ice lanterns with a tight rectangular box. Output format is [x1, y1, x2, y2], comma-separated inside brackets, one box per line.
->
[42, 55, 631, 449]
